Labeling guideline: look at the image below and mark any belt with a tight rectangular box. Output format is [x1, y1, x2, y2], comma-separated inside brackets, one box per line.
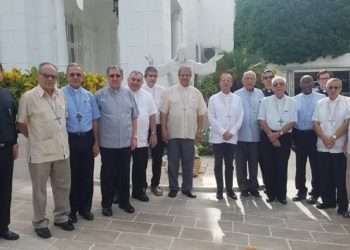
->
[68, 130, 93, 137]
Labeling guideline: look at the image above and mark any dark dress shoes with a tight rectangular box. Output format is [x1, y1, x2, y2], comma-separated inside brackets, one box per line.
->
[69, 212, 78, 223]
[250, 190, 261, 198]
[278, 199, 287, 205]
[102, 207, 113, 217]
[216, 192, 223, 200]
[132, 193, 150, 202]
[227, 192, 237, 200]
[151, 186, 163, 196]
[306, 196, 318, 204]
[292, 194, 306, 202]
[182, 191, 197, 198]
[0, 230, 19, 240]
[35, 228, 52, 239]
[80, 211, 94, 221]
[54, 221, 75, 231]
[266, 196, 275, 203]
[316, 203, 336, 210]
[119, 204, 135, 214]
[168, 190, 178, 198]
[241, 190, 249, 197]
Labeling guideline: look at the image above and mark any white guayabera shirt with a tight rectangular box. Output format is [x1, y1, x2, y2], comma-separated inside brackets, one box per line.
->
[313, 95, 350, 153]
[208, 91, 244, 144]
[258, 95, 297, 132]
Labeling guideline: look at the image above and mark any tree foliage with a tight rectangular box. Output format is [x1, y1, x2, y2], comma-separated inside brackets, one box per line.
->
[196, 48, 266, 101]
[235, 0, 350, 65]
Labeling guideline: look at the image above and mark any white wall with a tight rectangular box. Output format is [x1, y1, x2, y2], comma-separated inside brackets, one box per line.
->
[0, 0, 68, 70]
[198, 0, 234, 51]
[119, 0, 172, 76]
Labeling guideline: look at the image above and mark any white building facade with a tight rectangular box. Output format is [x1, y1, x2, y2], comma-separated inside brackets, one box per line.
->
[0, 0, 234, 75]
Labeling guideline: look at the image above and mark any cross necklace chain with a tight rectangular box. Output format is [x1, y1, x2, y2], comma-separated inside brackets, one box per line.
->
[44, 96, 62, 126]
[327, 99, 340, 128]
[70, 90, 83, 123]
[275, 97, 287, 128]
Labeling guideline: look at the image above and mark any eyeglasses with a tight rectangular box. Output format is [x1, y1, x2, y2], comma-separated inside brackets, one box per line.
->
[109, 74, 121, 78]
[131, 78, 142, 82]
[40, 73, 57, 80]
[319, 77, 330, 81]
[263, 75, 274, 80]
[69, 73, 82, 77]
[327, 86, 340, 90]
[273, 82, 285, 87]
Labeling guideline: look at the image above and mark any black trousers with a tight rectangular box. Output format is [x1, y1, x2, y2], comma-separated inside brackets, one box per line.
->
[68, 131, 95, 214]
[293, 129, 319, 196]
[261, 132, 292, 200]
[100, 147, 131, 208]
[236, 142, 259, 192]
[212, 143, 236, 194]
[132, 147, 149, 196]
[258, 131, 267, 187]
[0, 145, 14, 232]
[150, 125, 165, 188]
[318, 152, 348, 212]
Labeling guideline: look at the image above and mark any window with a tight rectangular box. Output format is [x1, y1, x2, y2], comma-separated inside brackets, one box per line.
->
[294, 70, 350, 96]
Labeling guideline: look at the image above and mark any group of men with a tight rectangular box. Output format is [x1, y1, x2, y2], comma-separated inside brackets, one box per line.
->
[0, 62, 206, 240]
[1, 60, 350, 242]
[208, 68, 350, 218]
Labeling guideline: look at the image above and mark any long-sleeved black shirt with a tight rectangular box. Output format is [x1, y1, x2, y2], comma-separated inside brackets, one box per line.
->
[0, 87, 17, 145]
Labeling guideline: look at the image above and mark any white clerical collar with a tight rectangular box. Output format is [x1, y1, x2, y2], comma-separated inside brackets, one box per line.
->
[328, 95, 341, 103]
[145, 83, 155, 89]
[221, 91, 231, 96]
[244, 87, 254, 93]
[301, 92, 313, 96]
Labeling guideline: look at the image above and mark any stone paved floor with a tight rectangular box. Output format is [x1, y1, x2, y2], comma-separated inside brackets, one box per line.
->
[3, 137, 350, 250]
[3, 181, 350, 250]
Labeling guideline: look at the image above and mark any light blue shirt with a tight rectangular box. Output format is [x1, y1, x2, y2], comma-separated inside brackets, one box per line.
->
[235, 87, 264, 142]
[63, 85, 100, 133]
[95, 86, 139, 149]
[294, 92, 325, 130]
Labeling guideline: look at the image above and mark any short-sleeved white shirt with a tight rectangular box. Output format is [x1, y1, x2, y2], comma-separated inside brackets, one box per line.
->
[313, 95, 349, 153]
[258, 95, 297, 131]
[142, 84, 165, 124]
[160, 84, 207, 140]
[130, 88, 157, 148]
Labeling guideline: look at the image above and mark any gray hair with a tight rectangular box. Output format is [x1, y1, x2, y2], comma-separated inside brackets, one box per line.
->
[106, 65, 124, 76]
[129, 70, 143, 78]
[38, 62, 58, 73]
[242, 70, 256, 81]
[66, 62, 82, 73]
[272, 76, 286, 86]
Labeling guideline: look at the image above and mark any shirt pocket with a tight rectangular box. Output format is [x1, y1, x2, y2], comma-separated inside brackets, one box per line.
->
[281, 109, 290, 122]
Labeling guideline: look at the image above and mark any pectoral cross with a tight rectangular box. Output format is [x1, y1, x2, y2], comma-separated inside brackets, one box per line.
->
[329, 118, 336, 127]
[278, 118, 284, 127]
[76, 112, 83, 123]
[55, 116, 62, 125]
